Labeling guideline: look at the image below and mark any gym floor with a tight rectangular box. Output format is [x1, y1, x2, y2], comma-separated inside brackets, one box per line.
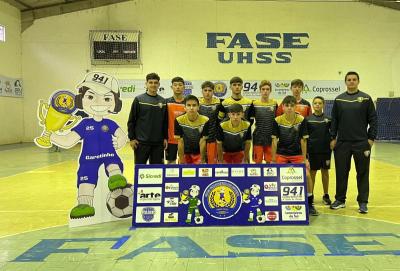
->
[0, 142, 399, 270]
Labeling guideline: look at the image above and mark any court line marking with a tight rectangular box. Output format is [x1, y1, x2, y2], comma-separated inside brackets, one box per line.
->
[0, 224, 68, 240]
[0, 160, 75, 180]
[322, 213, 400, 225]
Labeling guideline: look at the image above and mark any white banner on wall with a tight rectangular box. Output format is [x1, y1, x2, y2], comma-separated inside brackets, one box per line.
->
[0, 74, 23, 97]
[119, 79, 344, 100]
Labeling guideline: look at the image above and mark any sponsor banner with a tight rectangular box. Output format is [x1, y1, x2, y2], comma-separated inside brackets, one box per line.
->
[138, 168, 163, 184]
[133, 164, 308, 227]
[280, 186, 305, 202]
[163, 212, 179, 223]
[199, 168, 212, 177]
[263, 167, 277, 177]
[264, 196, 279, 206]
[247, 167, 261, 177]
[280, 167, 304, 183]
[0, 74, 23, 97]
[215, 168, 229, 177]
[231, 167, 245, 177]
[264, 182, 278, 192]
[282, 205, 307, 221]
[119, 79, 343, 100]
[182, 168, 196, 177]
[135, 206, 161, 223]
[265, 211, 279, 221]
[136, 187, 162, 204]
[164, 197, 179, 207]
[165, 182, 179, 193]
[165, 168, 179, 178]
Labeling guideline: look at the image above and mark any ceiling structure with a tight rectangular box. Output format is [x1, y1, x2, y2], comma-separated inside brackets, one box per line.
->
[3, 0, 400, 32]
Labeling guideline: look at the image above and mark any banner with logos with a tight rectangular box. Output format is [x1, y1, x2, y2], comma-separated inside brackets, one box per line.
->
[119, 79, 344, 101]
[132, 164, 309, 228]
[0, 74, 23, 97]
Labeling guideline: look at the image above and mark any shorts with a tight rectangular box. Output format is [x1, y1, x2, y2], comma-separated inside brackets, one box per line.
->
[206, 142, 218, 164]
[77, 157, 124, 187]
[276, 154, 310, 171]
[165, 143, 178, 161]
[223, 151, 244, 164]
[309, 153, 331, 170]
[183, 154, 202, 164]
[253, 145, 272, 163]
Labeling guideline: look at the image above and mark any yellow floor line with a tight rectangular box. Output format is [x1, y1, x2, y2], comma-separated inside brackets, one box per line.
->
[323, 213, 400, 225]
[0, 224, 68, 240]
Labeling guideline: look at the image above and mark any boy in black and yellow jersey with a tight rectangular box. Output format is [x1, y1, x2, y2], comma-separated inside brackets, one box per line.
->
[248, 80, 278, 163]
[218, 76, 253, 121]
[175, 95, 209, 164]
[306, 96, 332, 205]
[217, 104, 252, 164]
[271, 95, 319, 216]
[199, 81, 222, 164]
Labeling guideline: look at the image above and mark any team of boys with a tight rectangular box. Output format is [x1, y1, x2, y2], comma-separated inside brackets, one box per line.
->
[127, 71, 377, 217]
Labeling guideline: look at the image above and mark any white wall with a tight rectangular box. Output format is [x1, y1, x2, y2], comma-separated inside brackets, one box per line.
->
[20, 0, 400, 141]
[0, 1, 23, 144]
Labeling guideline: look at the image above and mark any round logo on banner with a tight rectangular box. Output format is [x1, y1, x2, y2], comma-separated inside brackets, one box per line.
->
[51, 90, 76, 114]
[202, 180, 242, 219]
[213, 82, 227, 98]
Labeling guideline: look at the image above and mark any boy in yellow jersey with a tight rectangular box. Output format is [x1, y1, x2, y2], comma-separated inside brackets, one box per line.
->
[218, 76, 253, 121]
[271, 95, 318, 216]
[199, 81, 222, 164]
[217, 104, 252, 164]
[248, 80, 277, 163]
[175, 95, 209, 164]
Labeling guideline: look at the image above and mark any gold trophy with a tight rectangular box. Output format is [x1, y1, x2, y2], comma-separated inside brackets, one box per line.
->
[242, 189, 250, 202]
[34, 90, 80, 148]
[179, 190, 189, 204]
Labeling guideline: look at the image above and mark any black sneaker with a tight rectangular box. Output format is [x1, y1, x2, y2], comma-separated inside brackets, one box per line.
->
[309, 205, 319, 216]
[330, 200, 346, 209]
[358, 203, 368, 214]
[322, 194, 332, 205]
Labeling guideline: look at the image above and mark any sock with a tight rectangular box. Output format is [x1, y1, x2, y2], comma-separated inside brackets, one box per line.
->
[78, 195, 94, 206]
[108, 169, 122, 176]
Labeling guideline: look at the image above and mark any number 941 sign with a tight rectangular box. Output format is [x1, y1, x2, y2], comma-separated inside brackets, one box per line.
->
[280, 186, 305, 202]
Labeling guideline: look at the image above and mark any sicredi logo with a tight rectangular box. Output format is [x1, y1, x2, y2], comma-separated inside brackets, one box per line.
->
[247, 167, 261, 177]
[215, 168, 229, 177]
[165, 182, 179, 193]
[163, 212, 178, 223]
[136, 187, 162, 204]
[264, 182, 278, 192]
[165, 168, 179, 178]
[231, 167, 245, 177]
[164, 197, 179, 207]
[199, 168, 212, 177]
[138, 168, 163, 184]
[264, 167, 277, 177]
[282, 204, 306, 221]
[135, 206, 161, 223]
[279, 167, 304, 183]
[264, 196, 279, 206]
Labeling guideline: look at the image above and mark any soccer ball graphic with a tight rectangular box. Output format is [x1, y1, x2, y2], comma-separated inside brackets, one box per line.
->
[194, 215, 204, 224]
[256, 214, 266, 224]
[106, 184, 134, 218]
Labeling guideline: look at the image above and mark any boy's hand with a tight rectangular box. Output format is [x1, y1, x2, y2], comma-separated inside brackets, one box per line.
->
[130, 139, 139, 150]
[163, 139, 168, 150]
[330, 139, 336, 150]
[368, 139, 374, 148]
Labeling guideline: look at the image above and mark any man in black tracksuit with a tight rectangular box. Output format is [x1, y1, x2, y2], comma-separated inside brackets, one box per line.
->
[127, 73, 167, 164]
[330, 71, 377, 214]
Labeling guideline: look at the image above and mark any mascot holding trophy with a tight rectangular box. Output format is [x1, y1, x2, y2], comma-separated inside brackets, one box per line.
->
[35, 72, 128, 219]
